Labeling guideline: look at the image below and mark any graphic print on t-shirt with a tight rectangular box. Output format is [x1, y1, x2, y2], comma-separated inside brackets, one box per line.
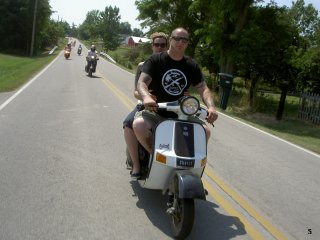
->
[162, 69, 187, 96]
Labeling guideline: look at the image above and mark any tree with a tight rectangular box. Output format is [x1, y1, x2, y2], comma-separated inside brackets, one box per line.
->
[135, 0, 204, 56]
[286, 0, 320, 93]
[191, 0, 255, 74]
[134, 0, 318, 98]
[40, 19, 65, 49]
[100, 6, 122, 51]
[69, 23, 79, 38]
[132, 28, 144, 37]
[81, 10, 102, 41]
[119, 22, 133, 35]
[288, 0, 320, 47]
[0, 0, 52, 55]
[291, 45, 320, 93]
[77, 6, 133, 50]
[234, 5, 300, 107]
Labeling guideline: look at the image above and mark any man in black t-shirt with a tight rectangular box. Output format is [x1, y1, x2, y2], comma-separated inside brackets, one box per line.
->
[133, 27, 218, 155]
[143, 51, 202, 102]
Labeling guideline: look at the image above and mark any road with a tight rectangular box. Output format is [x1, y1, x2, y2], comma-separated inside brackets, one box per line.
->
[0, 43, 319, 240]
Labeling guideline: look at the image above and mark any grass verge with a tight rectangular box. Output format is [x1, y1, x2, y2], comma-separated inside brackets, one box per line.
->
[0, 38, 67, 93]
[218, 86, 320, 154]
[0, 52, 59, 92]
[225, 111, 320, 154]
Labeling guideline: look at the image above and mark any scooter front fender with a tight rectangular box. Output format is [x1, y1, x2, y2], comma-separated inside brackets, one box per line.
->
[170, 171, 206, 200]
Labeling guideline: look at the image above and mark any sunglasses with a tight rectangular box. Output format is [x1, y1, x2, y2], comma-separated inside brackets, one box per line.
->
[171, 36, 189, 43]
[153, 43, 166, 48]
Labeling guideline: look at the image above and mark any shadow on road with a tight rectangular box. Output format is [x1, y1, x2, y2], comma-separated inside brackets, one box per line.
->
[130, 181, 246, 239]
[86, 75, 101, 79]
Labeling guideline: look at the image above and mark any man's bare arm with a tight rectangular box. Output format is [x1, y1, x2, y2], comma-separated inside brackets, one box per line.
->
[195, 81, 214, 108]
[134, 62, 144, 100]
[195, 81, 218, 123]
[137, 72, 152, 99]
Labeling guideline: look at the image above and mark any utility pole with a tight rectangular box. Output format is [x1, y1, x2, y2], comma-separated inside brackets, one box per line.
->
[30, 0, 38, 57]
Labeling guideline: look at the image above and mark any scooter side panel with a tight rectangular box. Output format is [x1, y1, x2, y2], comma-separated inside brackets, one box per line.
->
[142, 120, 175, 189]
[142, 120, 207, 190]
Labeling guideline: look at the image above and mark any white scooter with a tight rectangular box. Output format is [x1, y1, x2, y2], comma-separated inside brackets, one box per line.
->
[127, 96, 209, 239]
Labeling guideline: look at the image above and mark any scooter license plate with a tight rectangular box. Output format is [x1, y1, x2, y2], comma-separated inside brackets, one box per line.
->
[176, 158, 194, 168]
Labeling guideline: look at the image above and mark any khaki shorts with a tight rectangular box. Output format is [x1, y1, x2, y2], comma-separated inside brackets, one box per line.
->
[134, 110, 206, 130]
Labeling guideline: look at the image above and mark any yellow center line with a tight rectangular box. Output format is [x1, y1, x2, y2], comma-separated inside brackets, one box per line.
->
[98, 72, 135, 110]
[203, 179, 265, 239]
[205, 167, 288, 240]
[98, 72, 287, 239]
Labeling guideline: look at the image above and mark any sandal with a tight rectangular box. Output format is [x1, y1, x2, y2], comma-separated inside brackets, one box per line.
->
[130, 171, 141, 180]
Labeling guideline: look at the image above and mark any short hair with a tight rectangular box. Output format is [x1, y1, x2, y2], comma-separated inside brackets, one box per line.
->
[170, 27, 189, 37]
[150, 32, 168, 44]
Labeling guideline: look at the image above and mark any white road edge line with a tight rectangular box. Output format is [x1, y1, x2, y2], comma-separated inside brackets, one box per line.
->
[219, 111, 320, 158]
[0, 54, 60, 112]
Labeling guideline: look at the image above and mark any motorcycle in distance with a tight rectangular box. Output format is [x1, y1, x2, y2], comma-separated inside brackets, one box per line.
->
[77, 47, 82, 55]
[85, 55, 99, 77]
[64, 49, 70, 59]
[127, 96, 210, 239]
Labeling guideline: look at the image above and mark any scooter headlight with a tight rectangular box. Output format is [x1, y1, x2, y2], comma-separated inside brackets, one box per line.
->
[180, 97, 200, 116]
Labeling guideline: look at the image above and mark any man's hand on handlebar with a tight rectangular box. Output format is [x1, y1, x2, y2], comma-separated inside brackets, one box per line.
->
[143, 95, 158, 112]
[207, 106, 218, 124]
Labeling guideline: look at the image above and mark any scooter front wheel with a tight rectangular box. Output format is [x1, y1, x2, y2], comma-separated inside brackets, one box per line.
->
[169, 197, 194, 239]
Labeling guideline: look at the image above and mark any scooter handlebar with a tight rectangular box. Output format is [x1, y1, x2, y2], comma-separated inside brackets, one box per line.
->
[150, 101, 209, 122]
[196, 107, 208, 121]
[198, 105, 215, 127]
[142, 97, 213, 125]
[157, 101, 180, 111]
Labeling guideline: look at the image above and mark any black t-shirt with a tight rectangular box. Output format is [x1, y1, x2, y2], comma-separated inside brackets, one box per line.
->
[142, 51, 204, 103]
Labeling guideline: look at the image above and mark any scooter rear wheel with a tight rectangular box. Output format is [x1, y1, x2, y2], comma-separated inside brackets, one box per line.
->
[169, 197, 194, 239]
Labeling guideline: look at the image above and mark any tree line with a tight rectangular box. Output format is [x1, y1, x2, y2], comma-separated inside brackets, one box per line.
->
[1, 0, 319, 100]
[0, 0, 62, 55]
[0, 1, 141, 55]
[134, 0, 319, 100]
[76, 6, 144, 51]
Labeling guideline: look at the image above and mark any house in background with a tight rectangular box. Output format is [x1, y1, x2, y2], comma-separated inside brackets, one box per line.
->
[125, 36, 151, 46]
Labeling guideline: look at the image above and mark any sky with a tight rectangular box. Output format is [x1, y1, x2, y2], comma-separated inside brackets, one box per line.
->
[49, 0, 142, 29]
[261, 0, 320, 9]
[50, 0, 320, 30]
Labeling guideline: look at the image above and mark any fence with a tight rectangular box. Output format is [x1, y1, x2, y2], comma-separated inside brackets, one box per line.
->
[298, 93, 320, 124]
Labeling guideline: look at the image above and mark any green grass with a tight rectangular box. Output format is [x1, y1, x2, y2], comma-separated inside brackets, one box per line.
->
[225, 111, 320, 154]
[106, 44, 154, 73]
[0, 53, 56, 92]
[0, 38, 67, 92]
[221, 88, 320, 154]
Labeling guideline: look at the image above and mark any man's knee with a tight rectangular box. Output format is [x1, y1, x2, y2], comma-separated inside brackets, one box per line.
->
[133, 118, 145, 133]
